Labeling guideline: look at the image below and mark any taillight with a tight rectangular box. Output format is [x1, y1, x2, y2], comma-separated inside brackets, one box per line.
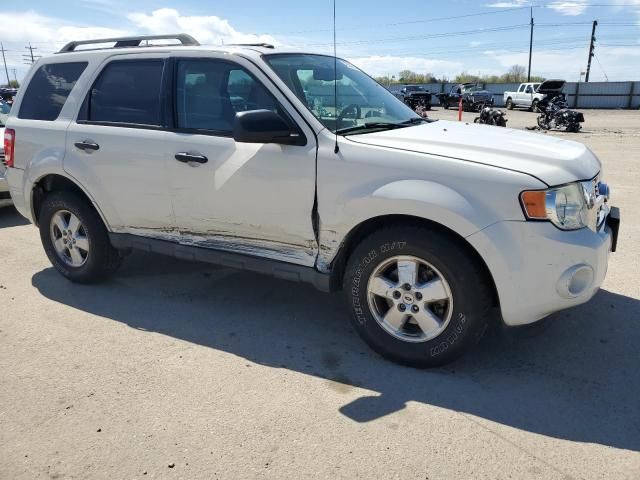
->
[4, 128, 15, 168]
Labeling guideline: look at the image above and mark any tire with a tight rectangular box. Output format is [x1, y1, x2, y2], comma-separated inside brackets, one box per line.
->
[442, 100, 449, 110]
[473, 117, 481, 124]
[530, 99, 539, 113]
[506, 98, 513, 110]
[537, 114, 550, 130]
[343, 225, 493, 367]
[39, 190, 121, 283]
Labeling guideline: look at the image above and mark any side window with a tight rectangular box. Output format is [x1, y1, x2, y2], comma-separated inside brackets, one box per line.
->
[19, 62, 87, 121]
[87, 60, 163, 126]
[518, 85, 526, 92]
[525, 85, 533, 93]
[176, 59, 280, 133]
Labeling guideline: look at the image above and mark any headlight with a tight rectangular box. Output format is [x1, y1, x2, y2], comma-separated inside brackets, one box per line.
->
[520, 183, 589, 230]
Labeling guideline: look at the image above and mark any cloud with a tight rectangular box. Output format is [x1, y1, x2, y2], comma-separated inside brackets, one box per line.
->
[546, 1, 589, 16]
[127, 8, 279, 46]
[0, 10, 125, 45]
[483, 46, 640, 81]
[348, 56, 464, 79]
[485, 1, 529, 7]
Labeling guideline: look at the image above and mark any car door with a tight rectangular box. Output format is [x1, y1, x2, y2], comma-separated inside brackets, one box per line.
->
[515, 84, 526, 104]
[524, 84, 534, 106]
[65, 55, 174, 235]
[164, 55, 318, 267]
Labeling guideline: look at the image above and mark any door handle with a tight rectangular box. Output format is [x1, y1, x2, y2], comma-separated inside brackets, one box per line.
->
[74, 140, 100, 152]
[175, 152, 208, 164]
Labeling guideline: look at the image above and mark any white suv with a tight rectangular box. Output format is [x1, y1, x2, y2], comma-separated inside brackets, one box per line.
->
[4, 34, 619, 366]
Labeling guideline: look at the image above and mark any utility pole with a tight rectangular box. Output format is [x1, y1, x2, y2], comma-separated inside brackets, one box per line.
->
[527, 7, 534, 82]
[585, 20, 597, 82]
[0, 43, 10, 86]
[23, 43, 39, 65]
[11, 69, 18, 84]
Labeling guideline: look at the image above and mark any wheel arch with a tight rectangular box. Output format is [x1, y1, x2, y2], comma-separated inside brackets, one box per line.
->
[31, 173, 109, 229]
[327, 214, 499, 309]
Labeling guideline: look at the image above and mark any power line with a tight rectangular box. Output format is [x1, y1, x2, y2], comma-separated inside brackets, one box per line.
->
[258, 5, 533, 35]
[298, 24, 531, 47]
[594, 54, 609, 81]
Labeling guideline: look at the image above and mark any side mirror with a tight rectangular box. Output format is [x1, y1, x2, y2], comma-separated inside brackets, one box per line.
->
[232, 109, 305, 146]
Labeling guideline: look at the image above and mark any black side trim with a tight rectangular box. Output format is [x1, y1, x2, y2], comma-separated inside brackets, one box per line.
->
[109, 233, 331, 292]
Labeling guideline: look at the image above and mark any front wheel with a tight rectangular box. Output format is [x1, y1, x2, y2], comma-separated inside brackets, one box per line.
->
[530, 99, 539, 112]
[343, 226, 493, 367]
[537, 114, 550, 130]
[39, 190, 121, 283]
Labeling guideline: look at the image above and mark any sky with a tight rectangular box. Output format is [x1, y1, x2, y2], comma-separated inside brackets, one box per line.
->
[1, 0, 639, 84]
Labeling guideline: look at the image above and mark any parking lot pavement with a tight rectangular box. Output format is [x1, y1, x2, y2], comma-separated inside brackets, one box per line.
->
[1, 110, 639, 479]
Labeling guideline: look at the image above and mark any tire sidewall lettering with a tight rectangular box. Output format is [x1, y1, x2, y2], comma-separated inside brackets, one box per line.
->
[350, 241, 408, 325]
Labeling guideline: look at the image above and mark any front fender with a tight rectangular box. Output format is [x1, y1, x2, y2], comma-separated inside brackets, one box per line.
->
[316, 179, 500, 272]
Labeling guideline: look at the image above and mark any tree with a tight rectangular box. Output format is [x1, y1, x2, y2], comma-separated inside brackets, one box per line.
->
[9, 80, 19, 88]
[504, 65, 526, 83]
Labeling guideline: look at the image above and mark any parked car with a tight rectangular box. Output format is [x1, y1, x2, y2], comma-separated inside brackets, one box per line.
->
[0, 88, 17, 104]
[4, 34, 619, 367]
[435, 83, 494, 111]
[503, 82, 545, 111]
[393, 85, 432, 110]
[1, 100, 13, 207]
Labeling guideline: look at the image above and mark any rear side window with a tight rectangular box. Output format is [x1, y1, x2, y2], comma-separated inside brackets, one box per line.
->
[19, 62, 87, 121]
[87, 60, 163, 126]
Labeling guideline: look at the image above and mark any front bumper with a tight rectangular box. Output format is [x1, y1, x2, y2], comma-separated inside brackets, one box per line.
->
[467, 214, 616, 326]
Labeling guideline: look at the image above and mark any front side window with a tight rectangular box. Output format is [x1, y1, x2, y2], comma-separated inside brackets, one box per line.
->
[87, 60, 163, 126]
[19, 62, 87, 121]
[264, 54, 422, 134]
[176, 59, 282, 133]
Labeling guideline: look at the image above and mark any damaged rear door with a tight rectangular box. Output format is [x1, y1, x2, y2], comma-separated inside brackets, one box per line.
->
[164, 54, 318, 266]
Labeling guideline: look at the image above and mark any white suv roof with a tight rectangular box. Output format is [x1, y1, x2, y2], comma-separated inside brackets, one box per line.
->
[50, 33, 312, 63]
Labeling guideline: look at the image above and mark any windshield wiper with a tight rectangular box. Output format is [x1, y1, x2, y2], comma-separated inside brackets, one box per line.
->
[336, 122, 409, 135]
[400, 117, 429, 125]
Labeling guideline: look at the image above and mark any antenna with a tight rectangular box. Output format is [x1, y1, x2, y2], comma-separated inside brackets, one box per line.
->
[333, 0, 339, 154]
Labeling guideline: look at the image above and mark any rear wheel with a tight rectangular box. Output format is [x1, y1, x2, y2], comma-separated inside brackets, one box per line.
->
[505, 97, 513, 110]
[343, 226, 493, 367]
[39, 190, 121, 283]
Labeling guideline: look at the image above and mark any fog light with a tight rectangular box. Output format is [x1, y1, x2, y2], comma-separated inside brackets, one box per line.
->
[557, 264, 594, 299]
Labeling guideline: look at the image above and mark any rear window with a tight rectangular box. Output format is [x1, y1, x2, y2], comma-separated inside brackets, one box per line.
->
[19, 62, 88, 121]
[87, 60, 163, 126]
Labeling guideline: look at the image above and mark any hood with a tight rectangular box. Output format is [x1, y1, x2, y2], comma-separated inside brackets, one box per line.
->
[346, 120, 600, 186]
[537, 79, 565, 94]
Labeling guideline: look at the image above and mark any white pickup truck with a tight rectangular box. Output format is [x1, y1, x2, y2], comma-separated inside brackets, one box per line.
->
[503, 82, 543, 111]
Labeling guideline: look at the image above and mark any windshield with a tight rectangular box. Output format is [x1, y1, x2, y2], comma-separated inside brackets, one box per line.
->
[405, 86, 425, 92]
[264, 54, 424, 134]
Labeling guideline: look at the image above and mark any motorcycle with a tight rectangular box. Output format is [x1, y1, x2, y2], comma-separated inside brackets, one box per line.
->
[473, 104, 507, 127]
[535, 80, 584, 133]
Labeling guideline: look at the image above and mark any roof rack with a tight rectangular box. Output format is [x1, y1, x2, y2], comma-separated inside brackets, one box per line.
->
[227, 43, 275, 49]
[58, 34, 200, 53]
